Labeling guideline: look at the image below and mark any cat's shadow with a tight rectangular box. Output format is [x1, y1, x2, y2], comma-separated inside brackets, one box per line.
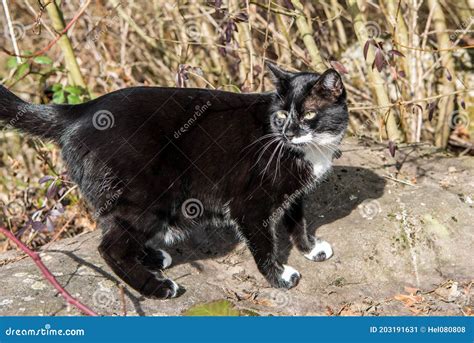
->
[170, 166, 386, 267]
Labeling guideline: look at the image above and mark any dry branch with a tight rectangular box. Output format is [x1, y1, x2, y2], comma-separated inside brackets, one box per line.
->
[428, 0, 457, 149]
[346, 0, 404, 143]
[45, 0, 87, 88]
[290, 0, 325, 72]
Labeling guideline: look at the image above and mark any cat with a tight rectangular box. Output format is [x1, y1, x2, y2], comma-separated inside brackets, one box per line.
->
[0, 63, 348, 298]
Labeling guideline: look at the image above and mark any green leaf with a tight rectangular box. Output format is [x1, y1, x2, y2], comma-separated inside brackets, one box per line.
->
[67, 94, 82, 104]
[51, 84, 63, 92]
[15, 63, 29, 78]
[64, 85, 83, 95]
[239, 309, 260, 316]
[52, 91, 65, 104]
[6, 57, 18, 69]
[183, 300, 246, 316]
[33, 56, 53, 65]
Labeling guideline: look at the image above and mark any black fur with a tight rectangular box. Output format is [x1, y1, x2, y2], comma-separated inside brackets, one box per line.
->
[0, 64, 348, 298]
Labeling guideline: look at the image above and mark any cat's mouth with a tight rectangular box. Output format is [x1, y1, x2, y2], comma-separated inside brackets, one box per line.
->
[284, 132, 343, 150]
[282, 133, 313, 148]
[288, 133, 313, 145]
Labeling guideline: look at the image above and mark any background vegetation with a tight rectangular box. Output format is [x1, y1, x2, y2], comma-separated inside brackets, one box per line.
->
[0, 0, 473, 251]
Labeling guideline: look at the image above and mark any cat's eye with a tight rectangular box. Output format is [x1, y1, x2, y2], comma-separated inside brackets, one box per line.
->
[304, 111, 317, 120]
[275, 110, 288, 120]
[273, 110, 287, 127]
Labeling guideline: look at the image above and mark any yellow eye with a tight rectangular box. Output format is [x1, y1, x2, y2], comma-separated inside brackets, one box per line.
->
[304, 111, 317, 120]
[275, 111, 288, 120]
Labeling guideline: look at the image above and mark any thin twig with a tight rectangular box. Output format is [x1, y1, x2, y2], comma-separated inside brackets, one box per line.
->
[393, 39, 473, 52]
[384, 175, 418, 187]
[0, 226, 98, 316]
[1, 0, 22, 63]
[349, 88, 473, 111]
[119, 284, 127, 316]
[0, 0, 92, 59]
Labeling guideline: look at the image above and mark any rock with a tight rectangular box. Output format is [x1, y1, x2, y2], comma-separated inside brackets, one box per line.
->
[0, 138, 472, 316]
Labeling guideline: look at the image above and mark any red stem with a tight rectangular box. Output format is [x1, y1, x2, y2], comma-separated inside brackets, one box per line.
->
[1, 0, 92, 59]
[0, 226, 98, 316]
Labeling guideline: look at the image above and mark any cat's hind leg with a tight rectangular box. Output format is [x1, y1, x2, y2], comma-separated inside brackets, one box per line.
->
[98, 218, 179, 299]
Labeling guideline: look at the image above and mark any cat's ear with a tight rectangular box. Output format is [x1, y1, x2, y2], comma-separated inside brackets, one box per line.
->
[266, 62, 293, 95]
[312, 69, 344, 100]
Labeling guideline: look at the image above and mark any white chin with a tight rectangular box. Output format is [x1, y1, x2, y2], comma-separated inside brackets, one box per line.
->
[291, 133, 312, 144]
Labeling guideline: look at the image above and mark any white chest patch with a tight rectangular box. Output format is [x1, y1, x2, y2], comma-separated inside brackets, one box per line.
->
[303, 145, 334, 179]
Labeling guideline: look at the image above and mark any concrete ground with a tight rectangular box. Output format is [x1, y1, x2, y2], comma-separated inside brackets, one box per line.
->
[0, 138, 472, 316]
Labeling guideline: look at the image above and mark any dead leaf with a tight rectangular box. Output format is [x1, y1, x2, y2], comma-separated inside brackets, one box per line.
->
[253, 298, 273, 307]
[325, 306, 334, 316]
[404, 286, 420, 295]
[462, 306, 472, 316]
[394, 294, 423, 307]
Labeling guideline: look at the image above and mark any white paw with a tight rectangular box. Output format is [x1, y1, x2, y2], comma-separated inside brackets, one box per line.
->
[304, 238, 333, 261]
[169, 280, 179, 298]
[281, 265, 300, 283]
[159, 249, 172, 268]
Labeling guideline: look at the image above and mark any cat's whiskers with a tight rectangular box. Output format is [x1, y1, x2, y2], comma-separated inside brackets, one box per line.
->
[260, 140, 284, 181]
[243, 133, 279, 152]
[273, 141, 286, 183]
[314, 141, 340, 156]
[308, 141, 333, 165]
[308, 140, 340, 165]
[252, 136, 282, 171]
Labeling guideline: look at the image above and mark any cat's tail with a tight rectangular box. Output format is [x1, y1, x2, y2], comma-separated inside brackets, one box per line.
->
[0, 85, 68, 140]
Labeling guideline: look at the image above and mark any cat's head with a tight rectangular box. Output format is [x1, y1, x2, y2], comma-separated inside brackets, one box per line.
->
[267, 63, 348, 151]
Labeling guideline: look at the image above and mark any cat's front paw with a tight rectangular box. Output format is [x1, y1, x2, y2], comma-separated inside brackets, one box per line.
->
[280, 265, 301, 288]
[267, 264, 301, 289]
[140, 277, 180, 299]
[304, 238, 333, 261]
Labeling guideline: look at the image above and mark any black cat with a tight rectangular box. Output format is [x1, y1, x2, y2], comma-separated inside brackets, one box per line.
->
[0, 64, 348, 298]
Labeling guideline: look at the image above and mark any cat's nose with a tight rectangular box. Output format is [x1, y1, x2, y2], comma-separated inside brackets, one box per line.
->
[284, 131, 295, 139]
